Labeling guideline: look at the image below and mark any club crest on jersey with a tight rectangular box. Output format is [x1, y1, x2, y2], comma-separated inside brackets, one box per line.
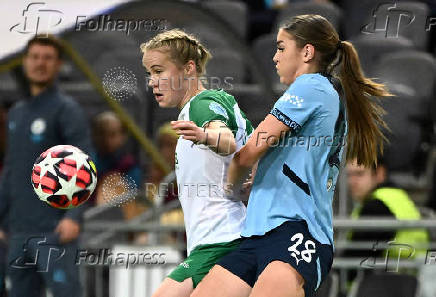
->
[31, 118, 46, 135]
[209, 102, 228, 120]
[279, 93, 304, 108]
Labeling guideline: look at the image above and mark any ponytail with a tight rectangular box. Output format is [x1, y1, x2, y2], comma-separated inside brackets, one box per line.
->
[338, 41, 392, 167]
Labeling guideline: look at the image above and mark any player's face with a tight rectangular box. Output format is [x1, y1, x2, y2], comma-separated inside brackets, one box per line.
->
[143, 49, 187, 108]
[346, 161, 378, 203]
[273, 29, 306, 85]
[23, 44, 62, 86]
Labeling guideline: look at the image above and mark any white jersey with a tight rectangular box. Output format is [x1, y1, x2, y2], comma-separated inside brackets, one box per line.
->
[175, 89, 253, 255]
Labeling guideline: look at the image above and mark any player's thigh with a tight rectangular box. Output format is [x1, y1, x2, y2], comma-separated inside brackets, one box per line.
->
[249, 261, 304, 297]
[191, 265, 251, 297]
[152, 277, 194, 297]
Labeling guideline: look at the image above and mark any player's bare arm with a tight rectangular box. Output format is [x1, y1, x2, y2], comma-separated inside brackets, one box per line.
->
[171, 120, 236, 156]
[228, 114, 290, 188]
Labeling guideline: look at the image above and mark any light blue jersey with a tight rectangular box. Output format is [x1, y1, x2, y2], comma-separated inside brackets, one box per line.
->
[241, 73, 347, 246]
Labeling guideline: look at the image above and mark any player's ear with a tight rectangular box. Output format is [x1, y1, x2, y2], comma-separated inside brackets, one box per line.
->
[302, 44, 315, 63]
[184, 60, 196, 76]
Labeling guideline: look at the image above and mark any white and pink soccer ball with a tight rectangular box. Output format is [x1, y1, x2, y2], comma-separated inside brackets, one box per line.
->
[31, 145, 97, 209]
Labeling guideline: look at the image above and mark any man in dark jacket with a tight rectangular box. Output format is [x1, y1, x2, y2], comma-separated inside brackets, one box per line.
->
[0, 35, 92, 297]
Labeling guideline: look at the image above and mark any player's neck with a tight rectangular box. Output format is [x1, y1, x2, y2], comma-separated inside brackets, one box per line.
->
[178, 81, 206, 109]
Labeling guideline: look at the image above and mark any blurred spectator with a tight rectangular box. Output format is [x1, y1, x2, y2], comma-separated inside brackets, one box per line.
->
[92, 111, 143, 219]
[427, 166, 436, 211]
[0, 230, 5, 297]
[345, 158, 429, 259]
[0, 35, 92, 297]
[145, 122, 178, 199]
[0, 101, 11, 297]
[244, 0, 335, 41]
[242, 0, 278, 41]
[264, 0, 331, 9]
[0, 102, 12, 174]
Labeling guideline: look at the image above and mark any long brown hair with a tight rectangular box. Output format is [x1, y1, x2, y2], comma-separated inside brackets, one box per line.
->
[281, 15, 392, 167]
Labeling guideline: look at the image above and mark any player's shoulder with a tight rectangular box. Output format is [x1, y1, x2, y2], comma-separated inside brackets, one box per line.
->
[191, 89, 235, 107]
[284, 73, 339, 106]
[189, 89, 235, 117]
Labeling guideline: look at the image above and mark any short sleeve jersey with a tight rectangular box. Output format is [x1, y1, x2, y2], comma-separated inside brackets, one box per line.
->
[242, 73, 347, 246]
[176, 89, 253, 254]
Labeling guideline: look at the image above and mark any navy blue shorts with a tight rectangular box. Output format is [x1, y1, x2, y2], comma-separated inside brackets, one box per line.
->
[217, 220, 333, 297]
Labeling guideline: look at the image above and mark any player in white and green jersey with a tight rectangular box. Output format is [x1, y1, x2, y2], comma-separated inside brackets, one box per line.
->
[141, 29, 253, 297]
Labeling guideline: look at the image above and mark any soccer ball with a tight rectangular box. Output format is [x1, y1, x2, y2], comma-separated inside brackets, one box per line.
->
[31, 145, 97, 209]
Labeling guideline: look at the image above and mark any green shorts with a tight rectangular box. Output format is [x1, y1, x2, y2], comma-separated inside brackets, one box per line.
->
[168, 238, 242, 287]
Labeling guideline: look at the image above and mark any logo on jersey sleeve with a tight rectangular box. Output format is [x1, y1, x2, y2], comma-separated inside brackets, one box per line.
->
[279, 93, 304, 108]
[179, 259, 192, 269]
[209, 102, 228, 120]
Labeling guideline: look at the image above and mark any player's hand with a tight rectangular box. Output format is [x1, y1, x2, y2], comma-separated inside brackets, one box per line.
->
[240, 162, 258, 198]
[240, 173, 254, 195]
[171, 120, 207, 144]
[55, 218, 80, 244]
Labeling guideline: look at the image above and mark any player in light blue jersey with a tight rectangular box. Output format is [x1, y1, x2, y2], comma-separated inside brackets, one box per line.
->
[192, 15, 392, 297]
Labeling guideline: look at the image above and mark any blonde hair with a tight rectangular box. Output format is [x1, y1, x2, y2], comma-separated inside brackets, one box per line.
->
[140, 29, 212, 75]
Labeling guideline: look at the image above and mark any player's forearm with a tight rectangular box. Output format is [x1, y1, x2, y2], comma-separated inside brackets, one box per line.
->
[228, 151, 251, 188]
[204, 128, 236, 156]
